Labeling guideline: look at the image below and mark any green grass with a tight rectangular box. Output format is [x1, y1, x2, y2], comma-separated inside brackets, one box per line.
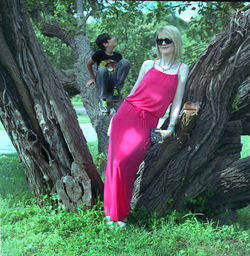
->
[77, 113, 91, 124]
[87, 141, 98, 161]
[0, 154, 249, 256]
[71, 94, 83, 106]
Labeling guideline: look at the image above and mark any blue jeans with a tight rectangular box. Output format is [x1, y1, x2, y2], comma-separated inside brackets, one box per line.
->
[96, 59, 130, 99]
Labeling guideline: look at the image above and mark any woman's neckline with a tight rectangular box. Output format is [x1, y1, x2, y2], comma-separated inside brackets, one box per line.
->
[152, 66, 178, 76]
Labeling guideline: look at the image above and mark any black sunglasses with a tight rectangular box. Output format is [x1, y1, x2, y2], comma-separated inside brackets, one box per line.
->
[156, 38, 173, 45]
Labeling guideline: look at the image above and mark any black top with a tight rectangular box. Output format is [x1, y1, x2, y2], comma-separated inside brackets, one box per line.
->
[92, 50, 122, 73]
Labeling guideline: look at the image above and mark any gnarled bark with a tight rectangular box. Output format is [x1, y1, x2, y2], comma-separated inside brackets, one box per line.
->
[56, 69, 80, 98]
[0, 0, 103, 209]
[230, 76, 250, 135]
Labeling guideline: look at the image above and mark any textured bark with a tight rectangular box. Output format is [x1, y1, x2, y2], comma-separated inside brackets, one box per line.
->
[230, 76, 250, 135]
[56, 69, 80, 98]
[0, 0, 103, 210]
[209, 156, 250, 211]
[131, 9, 250, 216]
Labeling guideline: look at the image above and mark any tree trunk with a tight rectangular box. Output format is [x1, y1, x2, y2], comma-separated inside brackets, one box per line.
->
[131, 9, 250, 216]
[0, 0, 103, 210]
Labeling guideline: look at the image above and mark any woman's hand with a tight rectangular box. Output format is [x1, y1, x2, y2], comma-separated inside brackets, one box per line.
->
[156, 127, 174, 140]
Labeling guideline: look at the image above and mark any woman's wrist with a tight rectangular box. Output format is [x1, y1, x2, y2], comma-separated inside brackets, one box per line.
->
[167, 124, 175, 134]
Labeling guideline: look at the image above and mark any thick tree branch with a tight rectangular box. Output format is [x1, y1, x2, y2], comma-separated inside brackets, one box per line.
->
[29, 1, 75, 48]
[209, 156, 250, 210]
[56, 69, 80, 97]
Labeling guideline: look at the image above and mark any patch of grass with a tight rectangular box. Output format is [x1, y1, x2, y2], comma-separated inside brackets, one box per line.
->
[0, 153, 249, 256]
[87, 141, 98, 161]
[71, 95, 82, 106]
[0, 154, 29, 200]
[241, 135, 250, 158]
[72, 101, 83, 106]
[77, 113, 91, 124]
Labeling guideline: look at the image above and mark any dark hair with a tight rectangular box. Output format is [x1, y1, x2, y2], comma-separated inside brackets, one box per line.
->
[96, 33, 111, 50]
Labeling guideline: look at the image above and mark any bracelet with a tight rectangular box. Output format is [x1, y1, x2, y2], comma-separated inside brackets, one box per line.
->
[167, 125, 175, 134]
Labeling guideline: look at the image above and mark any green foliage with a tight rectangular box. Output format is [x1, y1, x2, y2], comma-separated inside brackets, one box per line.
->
[94, 152, 107, 170]
[232, 93, 240, 110]
[181, 2, 246, 65]
[40, 193, 62, 215]
[34, 26, 76, 69]
[0, 119, 4, 130]
[71, 94, 82, 106]
[0, 154, 29, 200]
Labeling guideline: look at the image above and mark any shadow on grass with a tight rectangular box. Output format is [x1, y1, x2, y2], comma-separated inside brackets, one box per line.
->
[0, 153, 29, 198]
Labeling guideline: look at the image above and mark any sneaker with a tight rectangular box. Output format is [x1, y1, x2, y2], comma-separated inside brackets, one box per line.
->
[99, 99, 109, 113]
[105, 216, 114, 229]
[112, 88, 120, 102]
[117, 219, 128, 230]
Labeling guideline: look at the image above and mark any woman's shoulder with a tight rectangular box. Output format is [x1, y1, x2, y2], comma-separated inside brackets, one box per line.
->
[141, 60, 155, 74]
[141, 60, 155, 69]
[142, 60, 154, 66]
[178, 62, 189, 75]
[178, 62, 189, 81]
[179, 62, 189, 71]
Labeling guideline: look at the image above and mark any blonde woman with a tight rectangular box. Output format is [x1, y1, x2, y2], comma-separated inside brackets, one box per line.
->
[104, 25, 189, 229]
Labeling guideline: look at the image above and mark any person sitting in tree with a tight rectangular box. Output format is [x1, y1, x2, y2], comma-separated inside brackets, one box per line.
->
[86, 33, 130, 113]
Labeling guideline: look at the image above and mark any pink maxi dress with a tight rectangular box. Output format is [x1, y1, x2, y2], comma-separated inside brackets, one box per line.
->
[104, 61, 182, 221]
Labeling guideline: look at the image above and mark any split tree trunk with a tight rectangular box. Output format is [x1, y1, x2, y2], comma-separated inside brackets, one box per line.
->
[132, 9, 250, 216]
[0, 0, 103, 209]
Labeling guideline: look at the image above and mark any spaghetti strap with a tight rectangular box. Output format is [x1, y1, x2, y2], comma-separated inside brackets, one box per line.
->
[177, 62, 182, 74]
[153, 60, 156, 67]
